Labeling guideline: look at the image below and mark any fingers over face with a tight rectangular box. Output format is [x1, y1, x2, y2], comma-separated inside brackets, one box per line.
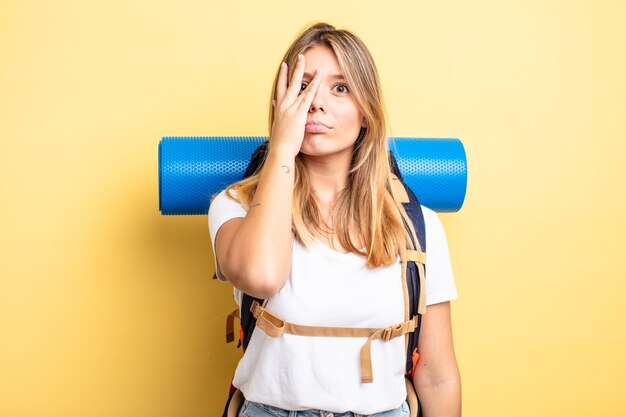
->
[276, 62, 288, 103]
[284, 54, 306, 104]
[297, 68, 321, 111]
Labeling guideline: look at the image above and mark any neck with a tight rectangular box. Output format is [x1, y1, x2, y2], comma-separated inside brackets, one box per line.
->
[299, 150, 352, 203]
[300, 148, 361, 251]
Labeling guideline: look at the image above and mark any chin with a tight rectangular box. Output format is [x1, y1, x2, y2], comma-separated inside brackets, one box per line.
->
[300, 134, 328, 155]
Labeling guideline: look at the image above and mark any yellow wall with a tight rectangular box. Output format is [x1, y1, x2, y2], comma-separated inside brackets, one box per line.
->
[1, 1, 625, 416]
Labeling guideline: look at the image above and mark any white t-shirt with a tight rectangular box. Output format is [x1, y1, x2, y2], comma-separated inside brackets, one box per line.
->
[208, 189, 457, 414]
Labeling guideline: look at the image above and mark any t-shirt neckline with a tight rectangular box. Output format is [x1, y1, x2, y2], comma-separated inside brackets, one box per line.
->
[312, 238, 366, 259]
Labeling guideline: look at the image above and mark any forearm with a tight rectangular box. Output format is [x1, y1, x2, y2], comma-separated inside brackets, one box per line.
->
[227, 149, 295, 293]
[414, 372, 461, 417]
[410, 300, 461, 417]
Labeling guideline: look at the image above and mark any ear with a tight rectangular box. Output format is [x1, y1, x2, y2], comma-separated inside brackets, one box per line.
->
[361, 117, 366, 128]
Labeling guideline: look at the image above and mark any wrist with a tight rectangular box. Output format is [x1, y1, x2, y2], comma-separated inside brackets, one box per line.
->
[266, 147, 296, 165]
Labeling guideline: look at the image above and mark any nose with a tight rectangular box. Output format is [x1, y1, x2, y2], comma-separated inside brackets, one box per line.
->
[309, 90, 325, 113]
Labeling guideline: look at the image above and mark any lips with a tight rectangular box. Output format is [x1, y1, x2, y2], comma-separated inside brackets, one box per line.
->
[305, 121, 332, 133]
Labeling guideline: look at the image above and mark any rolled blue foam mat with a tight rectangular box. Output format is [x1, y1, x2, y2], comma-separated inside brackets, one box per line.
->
[159, 136, 467, 215]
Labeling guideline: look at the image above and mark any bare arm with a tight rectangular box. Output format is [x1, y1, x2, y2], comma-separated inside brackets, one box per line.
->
[413, 301, 462, 417]
[214, 55, 321, 299]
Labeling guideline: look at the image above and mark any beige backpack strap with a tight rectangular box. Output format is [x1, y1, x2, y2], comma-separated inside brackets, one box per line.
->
[399, 239, 411, 370]
[251, 300, 381, 337]
[390, 174, 409, 203]
[250, 300, 418, 383]
[406, 249, 426, 265]
[359, 316, 418, 383]
[226, 308, 240, 343]
[395, 180, 423, 417]
[390, 173, 427, 316]
[389, 173, 421, 255]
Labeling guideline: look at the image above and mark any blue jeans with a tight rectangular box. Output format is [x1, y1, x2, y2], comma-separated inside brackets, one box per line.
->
[237, 399, 410, 417]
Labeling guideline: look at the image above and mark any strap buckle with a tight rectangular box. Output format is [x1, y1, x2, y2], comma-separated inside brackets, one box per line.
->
[381, 327, 393, 341]
[250, 300, 263, 319]
[381, 323, 404, 341]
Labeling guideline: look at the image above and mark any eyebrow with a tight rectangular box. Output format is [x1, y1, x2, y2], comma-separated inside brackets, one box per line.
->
[303, 72, 345, 80]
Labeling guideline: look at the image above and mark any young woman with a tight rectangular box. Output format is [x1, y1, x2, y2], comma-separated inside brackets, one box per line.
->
[209, 22, 461, 417]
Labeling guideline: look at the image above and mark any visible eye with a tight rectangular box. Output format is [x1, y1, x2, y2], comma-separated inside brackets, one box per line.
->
[333, 83, 350, 94]
[299, 82, 308, 92]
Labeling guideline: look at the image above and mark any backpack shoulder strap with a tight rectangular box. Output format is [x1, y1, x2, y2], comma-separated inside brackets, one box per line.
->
[389, 171, 427, 381]
[243, 140, 269, 178]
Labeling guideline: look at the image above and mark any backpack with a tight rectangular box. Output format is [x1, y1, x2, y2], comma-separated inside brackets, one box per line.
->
[219, 141, 427, 417]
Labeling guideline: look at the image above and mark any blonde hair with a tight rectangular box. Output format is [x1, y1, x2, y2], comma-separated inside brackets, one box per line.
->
[227, 22, 419, 267]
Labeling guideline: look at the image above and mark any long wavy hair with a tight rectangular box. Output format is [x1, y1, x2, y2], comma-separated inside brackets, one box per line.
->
[226, 22, 418, 267]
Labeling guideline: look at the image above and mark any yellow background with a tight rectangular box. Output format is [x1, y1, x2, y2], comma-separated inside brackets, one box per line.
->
[1, 1, 625, 416]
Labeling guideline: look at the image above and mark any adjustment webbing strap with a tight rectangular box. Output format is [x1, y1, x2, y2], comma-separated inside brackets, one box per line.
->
[251, 300, 418, 383]
[226, 308, 240, 343]
[406, 249, 427, 315]
[358, 319, 418, 383]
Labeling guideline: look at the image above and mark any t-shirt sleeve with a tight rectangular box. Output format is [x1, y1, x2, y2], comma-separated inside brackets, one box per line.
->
[421, 206, 458, 305]
[208, 189, 247, 283]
